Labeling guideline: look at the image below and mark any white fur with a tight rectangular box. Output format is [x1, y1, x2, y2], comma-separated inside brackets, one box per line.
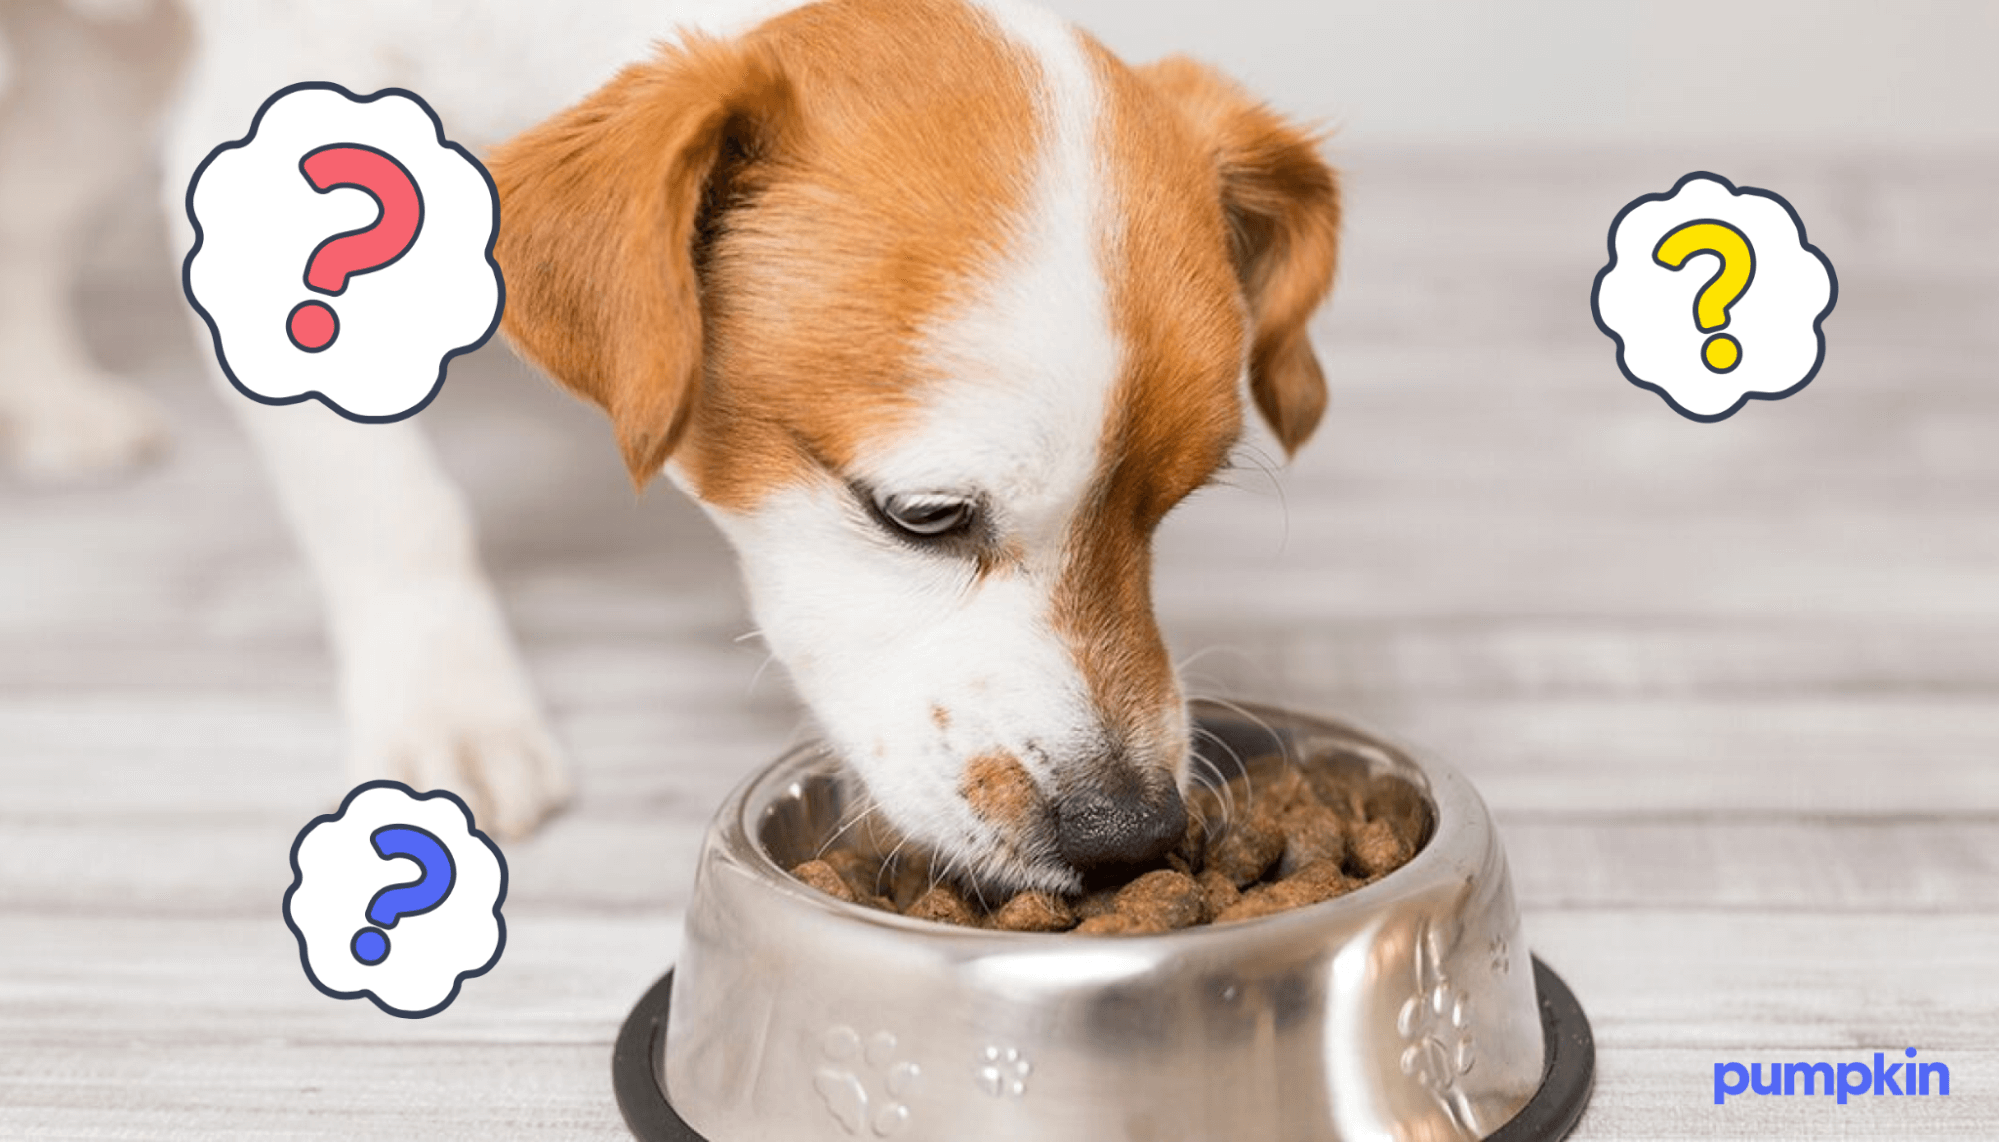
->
[0, 0, 177, 481]
[112, 0, 821, 836]
[682, 1, 1124, 892]
[10, 0, 1171, 867]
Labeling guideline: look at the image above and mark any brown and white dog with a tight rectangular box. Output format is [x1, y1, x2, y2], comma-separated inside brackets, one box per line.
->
[14, 0, 1339, 895]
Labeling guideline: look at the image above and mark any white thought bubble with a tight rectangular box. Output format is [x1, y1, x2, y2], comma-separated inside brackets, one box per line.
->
[284, 782, 506, 1018]
[1592, 172, 1836, 422]
[184, 83, 502, 422]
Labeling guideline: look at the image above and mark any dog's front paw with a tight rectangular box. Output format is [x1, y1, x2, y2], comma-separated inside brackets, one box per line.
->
[347, 715, 574, 843]
[1, 374, 169, 484]
[338, 588, 574, 840]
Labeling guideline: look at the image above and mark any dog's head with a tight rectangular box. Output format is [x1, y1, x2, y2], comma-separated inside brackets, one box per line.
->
[491, 0, 1338, 894]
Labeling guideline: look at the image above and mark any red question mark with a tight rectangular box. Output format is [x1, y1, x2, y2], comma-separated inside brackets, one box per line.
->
[286, 144, 424, 353]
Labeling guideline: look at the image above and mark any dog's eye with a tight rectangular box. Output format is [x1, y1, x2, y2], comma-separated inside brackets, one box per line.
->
[876, 492, 975, 538]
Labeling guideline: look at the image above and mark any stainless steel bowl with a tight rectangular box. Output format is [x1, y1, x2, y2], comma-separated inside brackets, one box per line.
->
[660, 701, 1548, 1141]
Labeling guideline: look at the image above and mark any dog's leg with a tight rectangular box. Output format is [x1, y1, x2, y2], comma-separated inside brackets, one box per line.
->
[160, 42, 572, 838]
[0, 0, 179, 482]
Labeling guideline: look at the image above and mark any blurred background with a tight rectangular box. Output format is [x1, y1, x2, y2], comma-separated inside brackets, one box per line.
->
[3, 1, 1996, 1138]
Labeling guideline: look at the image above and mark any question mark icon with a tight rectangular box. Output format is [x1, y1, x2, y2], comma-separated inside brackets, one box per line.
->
[350, 824, 455, 966]
[1652, 219, 1754, 374]
[286, 144, 424, 353]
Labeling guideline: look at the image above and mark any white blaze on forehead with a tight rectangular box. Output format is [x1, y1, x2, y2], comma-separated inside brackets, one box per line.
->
[859, 0, 1117, 551]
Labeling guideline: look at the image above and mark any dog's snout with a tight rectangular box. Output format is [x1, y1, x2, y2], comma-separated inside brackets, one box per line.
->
[1054, 765, 1186, 872]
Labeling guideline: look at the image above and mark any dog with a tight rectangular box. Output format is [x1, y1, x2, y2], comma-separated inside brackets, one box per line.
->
[0, 0, 185, 481]
[17, 0, 1339, 895]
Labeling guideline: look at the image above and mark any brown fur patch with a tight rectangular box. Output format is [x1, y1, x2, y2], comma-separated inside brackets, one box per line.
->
[1042, 35, 1250, 762]
[489, 31, 793, 486]
[1134, 56, 1342, 456]
[492, 0, 1046, 502]
[960, 750, 1041, 830]
[1047, 37, 1341, 759]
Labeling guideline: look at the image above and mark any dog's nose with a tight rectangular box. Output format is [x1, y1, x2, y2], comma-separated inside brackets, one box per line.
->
[1054, 767, 1187, 872]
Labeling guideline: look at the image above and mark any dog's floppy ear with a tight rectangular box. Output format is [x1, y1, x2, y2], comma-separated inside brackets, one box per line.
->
[490, 35, 791, 487]
[1139, 57, 1340, 456]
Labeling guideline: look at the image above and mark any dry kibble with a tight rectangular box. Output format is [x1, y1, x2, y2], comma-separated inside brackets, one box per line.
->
[991, 891, 1077, 932]
[796, 752, 1422, 932]
[1215, 859, 1356, 923]
[1350, 818, 1414, 879]
[906, 883, 980, 927]
[1276, 803, 1346, 878]
[1197, 869, 1242, 919]
[791, 859, 858, 904]
[1307, 770, 1368, 819]
[1206, 812, 1286, 888]
[1284, 858, 1361, 904]
[1173, 810, 1208, 870]
[822, 848, 885, 900]
[1258, 765, 1317, 814]
[890, 859, 935, 912]
[1075, 912, 1168, 936]
[1212, 888, 1284, 924]
[1074, 887, 1121, 920]
[1112, 869, 1205, 931]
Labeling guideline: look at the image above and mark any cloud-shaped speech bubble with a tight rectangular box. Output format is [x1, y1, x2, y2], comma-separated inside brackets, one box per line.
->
[284, 781, 507, 1018]
[1592, 171, 1836, 422]
[184, 82, 502, 422]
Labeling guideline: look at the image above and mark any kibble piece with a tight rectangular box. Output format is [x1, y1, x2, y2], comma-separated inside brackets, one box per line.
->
[1276, 803, 1347, 878]
[791, 859, 858, 904]
[1197, 868, 1241, 919]
[1283, 858, 1360, 904]
[1074, 887, 1121, 920]
[1350, 818, 1414, 879]
[1075, 912, 1168, 936]
[1173, 810, 1208, 870]
[1212, 888, 1283, 924]
[1206, 812, 1286, 888]
[823, 848, 886, 900]
[990, 891, 1078, 932]
[1214, 859, 1359, 924]
[906, 882, 981, 926]
[1190, 773, 1254, 827]
[1258, 765, 1319, 814]
[1306, 770, 1368, 819]
[1112, 869, 1205, 931]
[890, 859, 935, 911]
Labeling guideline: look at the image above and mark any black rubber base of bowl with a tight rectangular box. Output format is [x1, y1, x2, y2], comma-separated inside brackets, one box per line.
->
[613, 956, 1593, 1142]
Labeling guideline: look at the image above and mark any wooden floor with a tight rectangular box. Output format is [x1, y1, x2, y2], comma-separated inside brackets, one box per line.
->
[4, 146, 1996, 1140]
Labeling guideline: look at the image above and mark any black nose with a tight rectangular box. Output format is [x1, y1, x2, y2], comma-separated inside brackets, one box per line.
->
[1055, 767, 1187, 872]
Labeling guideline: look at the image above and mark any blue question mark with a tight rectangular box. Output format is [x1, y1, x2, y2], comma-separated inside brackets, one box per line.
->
[350, 824, 456, 965]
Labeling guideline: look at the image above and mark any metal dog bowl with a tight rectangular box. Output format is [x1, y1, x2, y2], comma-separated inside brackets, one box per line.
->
[614, 701, 1592, 1140]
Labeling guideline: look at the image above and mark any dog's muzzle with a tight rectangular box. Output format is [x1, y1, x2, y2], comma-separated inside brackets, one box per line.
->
[1053, 763, 1187, 872]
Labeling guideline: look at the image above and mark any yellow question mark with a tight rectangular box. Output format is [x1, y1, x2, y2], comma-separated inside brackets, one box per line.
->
[1653, 221, 1754, 373]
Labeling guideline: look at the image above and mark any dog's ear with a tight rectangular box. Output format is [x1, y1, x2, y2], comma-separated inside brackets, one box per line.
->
[1138, 57, 1340, 456]
[490, 35, 791, 488]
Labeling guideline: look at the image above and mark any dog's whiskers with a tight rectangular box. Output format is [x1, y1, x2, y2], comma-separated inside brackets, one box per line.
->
[1188, 724, 1244, 827]
[815, 792, 885, 860]
[877, 833, 919, 897]
[745, 651, 781, 698]
[1219, 441, 1292, 552]
[1189, 691, 1292, 773]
